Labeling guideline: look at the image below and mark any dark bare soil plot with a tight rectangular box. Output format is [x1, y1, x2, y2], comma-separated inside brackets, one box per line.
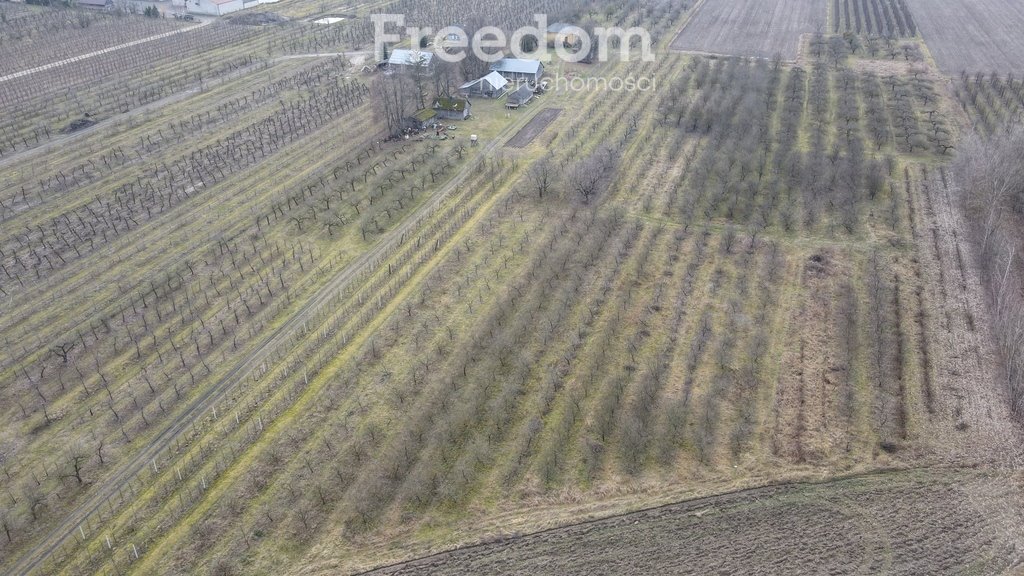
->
[505, 108, 562, 148]
[363, 470, 1024, 576]
[909, 0, 1024, 74]
[669, 0, 825, 60]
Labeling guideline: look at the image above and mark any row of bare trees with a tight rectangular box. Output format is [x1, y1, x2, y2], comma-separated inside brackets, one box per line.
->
[955, 72, 1024, 136]
[833, 0, 917, 37]
[2, 58, 350, 219]
[0, 6, 183, 75]
[0, 78, 368, 296]
[0, 22, 265, 156]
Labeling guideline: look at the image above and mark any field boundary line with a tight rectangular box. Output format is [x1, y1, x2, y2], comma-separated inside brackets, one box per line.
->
[665, 0, 712, 54]
[350, 465, 969, 575]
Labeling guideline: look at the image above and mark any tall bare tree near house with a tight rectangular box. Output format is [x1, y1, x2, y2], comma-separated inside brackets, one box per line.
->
[432, 59, 460, 99]
[458, 16, 498, 81]
[578, 19, 601, 64]
[372, 70, 415, 137]
[409, 52, 431, 110]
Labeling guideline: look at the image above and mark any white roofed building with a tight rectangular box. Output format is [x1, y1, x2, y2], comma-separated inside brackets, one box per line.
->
[490, 58, 544, 84]
[387, 49, 435, 73]
[185, 0, 280, 15]
[459, 71, 508, 98]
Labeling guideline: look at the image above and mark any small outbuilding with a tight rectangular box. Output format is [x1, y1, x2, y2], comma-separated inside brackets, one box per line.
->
[433, 96, 471, 120]
[459, 71, 508, 98]
[546, 23, 580, 48]
[505, 84, 534, 109]
[490, 58, 544, 84]
[405, 108, 438, 130]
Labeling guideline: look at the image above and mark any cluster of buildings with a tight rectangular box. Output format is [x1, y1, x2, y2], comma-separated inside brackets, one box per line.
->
[388, 43, 555, 132]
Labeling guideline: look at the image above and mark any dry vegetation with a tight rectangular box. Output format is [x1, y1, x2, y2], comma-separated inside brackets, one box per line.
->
[955, 128, 1024, 427]
[1, 0, 1023, 574]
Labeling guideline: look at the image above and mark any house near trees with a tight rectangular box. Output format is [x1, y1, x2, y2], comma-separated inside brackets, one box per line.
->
[405, 108, 438, 130]
[490, 58, 545, 84]
[433, 96, 471, 120]
[460, 71, 509, 99]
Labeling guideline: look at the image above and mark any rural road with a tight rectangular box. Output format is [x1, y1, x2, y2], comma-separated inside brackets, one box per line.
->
[0, 21, 208, 84]
[278, 51, 374, 66]
[7, 105, 543, 576]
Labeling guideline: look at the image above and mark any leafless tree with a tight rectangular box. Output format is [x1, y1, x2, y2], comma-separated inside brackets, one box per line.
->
[529, 157, 557, 199]
[372, 71, 416, 137]
[569, 146, 619, 203]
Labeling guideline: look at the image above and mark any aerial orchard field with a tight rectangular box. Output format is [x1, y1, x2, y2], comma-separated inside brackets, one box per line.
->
[1, 0, 1023, 574]
[954, 71, 1024, 136]
[0, 7, 189, 77]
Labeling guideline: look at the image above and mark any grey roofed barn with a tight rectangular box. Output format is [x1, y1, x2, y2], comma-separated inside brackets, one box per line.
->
[490, 58, 545, 83]
[505, 84, 534, 108]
